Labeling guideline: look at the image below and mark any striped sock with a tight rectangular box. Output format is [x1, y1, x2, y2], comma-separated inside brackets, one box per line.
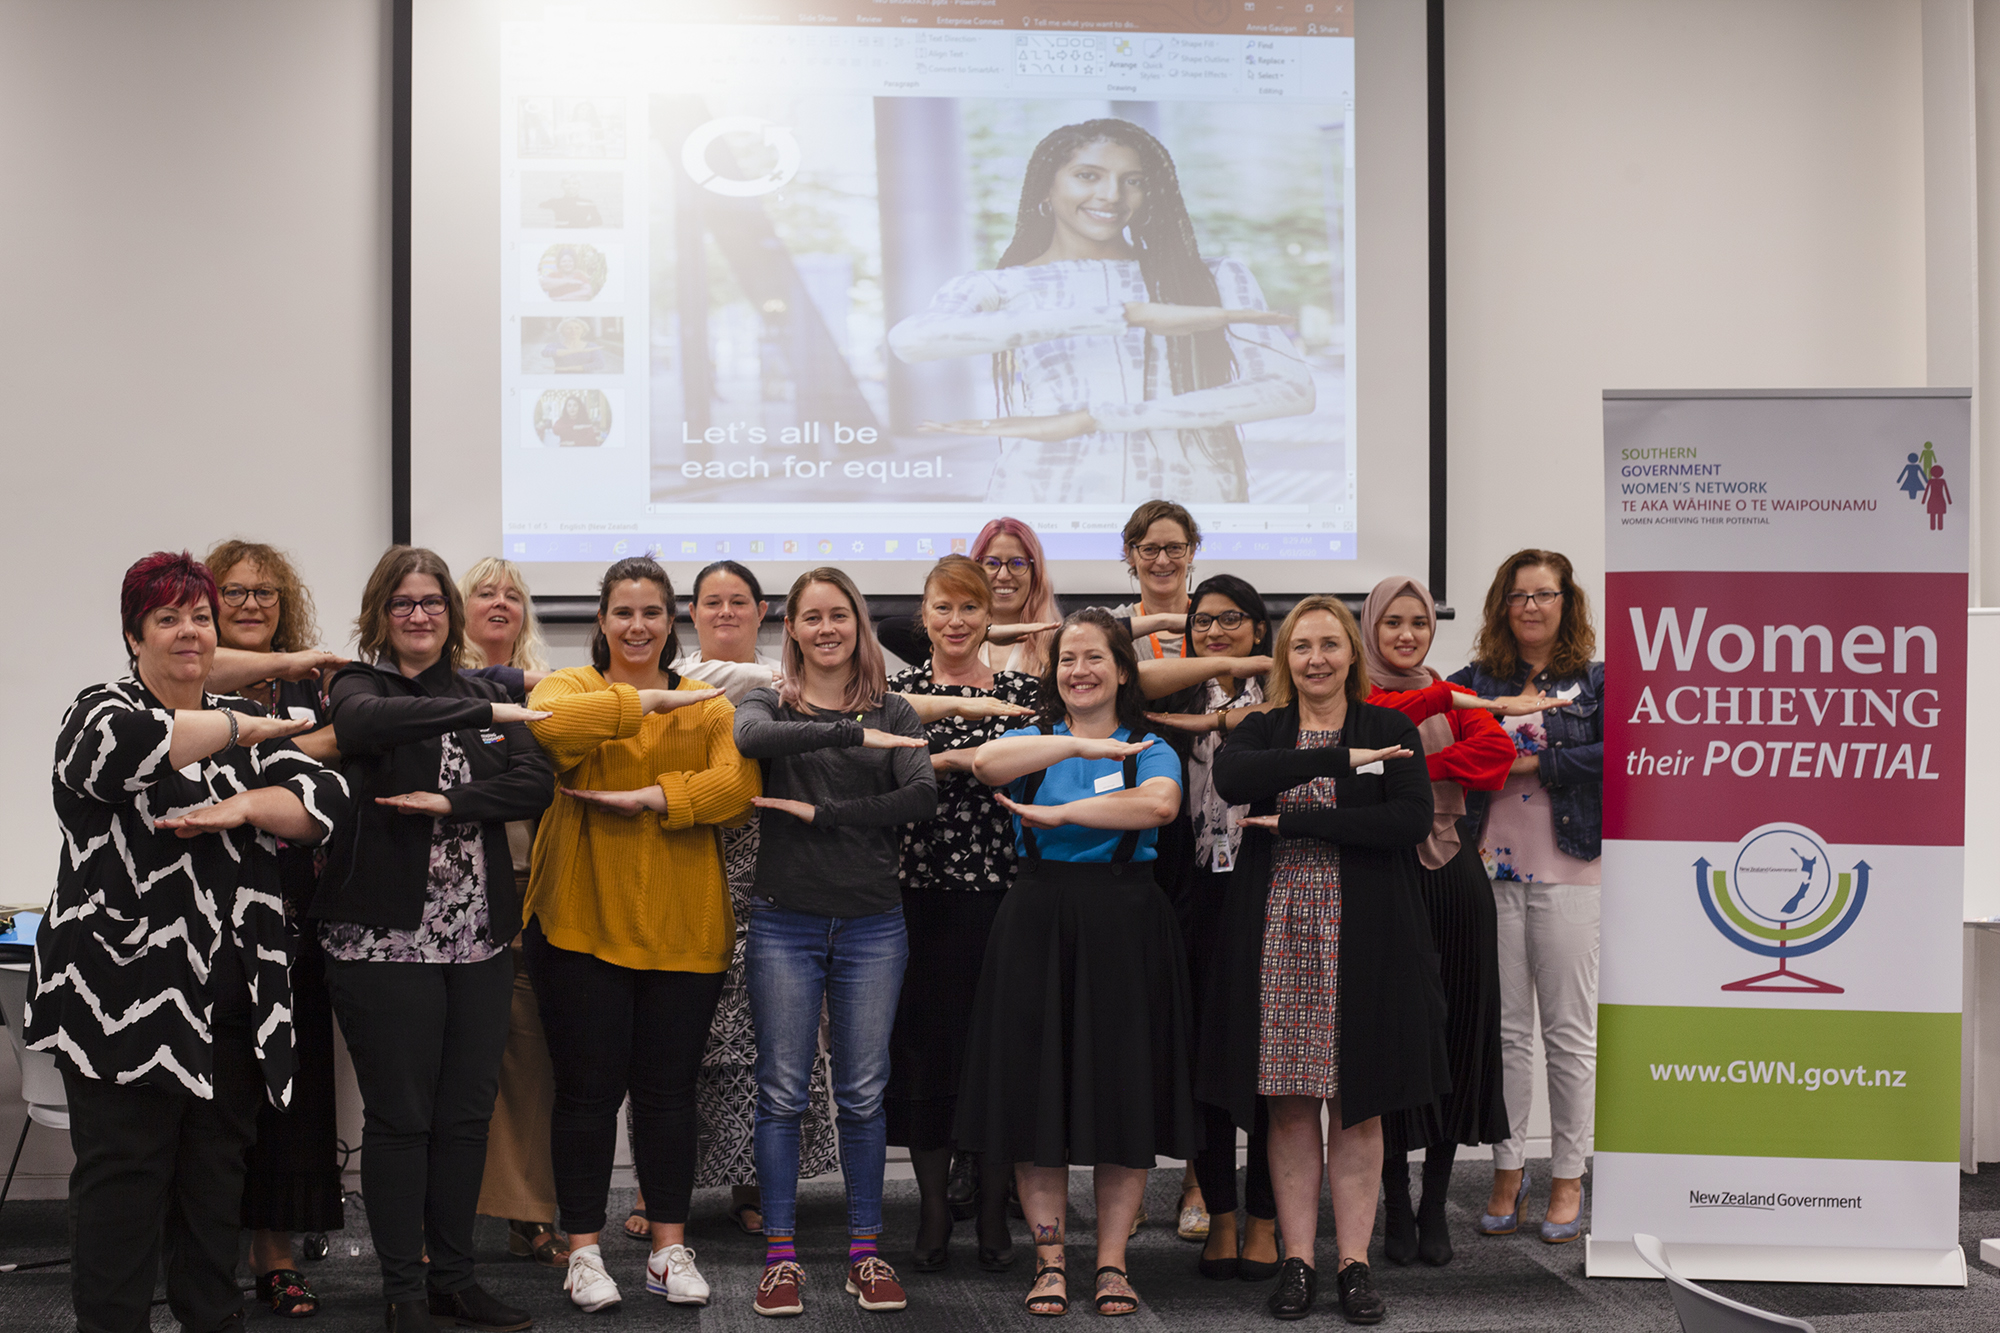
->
[849, 1233, 880, 1263]
[765, 1235, 796, 1268]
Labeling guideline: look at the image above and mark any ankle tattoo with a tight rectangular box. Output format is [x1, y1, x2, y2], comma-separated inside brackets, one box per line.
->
[1031, 1222, 1064, 1246]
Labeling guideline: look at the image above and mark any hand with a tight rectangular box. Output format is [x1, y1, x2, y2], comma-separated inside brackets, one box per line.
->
[1216, 655, 1273, 680]
[639, 687, 724, 714]
[271, 649, 350, 683]
[156, 794, 254, 838]
[375, 792, 452, 816]
[1510, 753, 1542, 776]
[1239, 814, 1282, 832]
[985, 619, 1062, 646]
[1125, 612, 1187, 637]
[921, 409, 1097, 443]
[1349, 745, 1414, 768]
[234, 713, 316, 746]
[491, 702, 553, 725]
[861, 728, 929, 750]
[994, 792, 1065, 829]
[753, 796, 817, 824]
[941, 696, 1034, 721]
[1145, 711, 1219, 735]
[1072, 736, 1153, 761]
[1123, 302, 1295, 336]
[563, 786, 666, 817]
[1477, 691, 1572, 717]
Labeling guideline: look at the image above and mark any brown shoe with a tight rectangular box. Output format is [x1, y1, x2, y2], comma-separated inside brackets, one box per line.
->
[845, 1255, 908, 1311]
[753, 1261, 805, 1318]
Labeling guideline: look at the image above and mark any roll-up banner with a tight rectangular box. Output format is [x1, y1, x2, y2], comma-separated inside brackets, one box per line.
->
[1590, 389, 1970, 1285]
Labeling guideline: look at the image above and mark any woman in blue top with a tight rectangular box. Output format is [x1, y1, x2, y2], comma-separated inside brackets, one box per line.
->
[957, 608, 1196, 1319]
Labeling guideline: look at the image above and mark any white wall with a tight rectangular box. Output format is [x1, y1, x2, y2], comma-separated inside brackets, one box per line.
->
[0, 0, 392, 1193]
[1431, 0, 1930, 668]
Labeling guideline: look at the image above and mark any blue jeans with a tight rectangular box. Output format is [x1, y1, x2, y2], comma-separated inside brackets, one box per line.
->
[747, 904, 908, 1240]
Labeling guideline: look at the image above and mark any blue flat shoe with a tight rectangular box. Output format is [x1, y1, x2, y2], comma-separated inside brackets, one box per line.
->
[1539, 1217, 1582, 1243]
[1476, 1177, 1529, 1236]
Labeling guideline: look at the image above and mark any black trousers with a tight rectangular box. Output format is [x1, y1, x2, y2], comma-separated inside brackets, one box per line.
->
[324, 951, 512, 1301]
[1193, 1096, 1275, 1219]
[524, 921, 725, 1233]
[63, 1015, 262, 1333]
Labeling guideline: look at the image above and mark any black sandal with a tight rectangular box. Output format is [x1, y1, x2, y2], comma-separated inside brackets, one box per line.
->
[1025, 1262, 1068, 1316]
[258, 1268, 318, 1319]
[1093, 1265, 1138, 1316]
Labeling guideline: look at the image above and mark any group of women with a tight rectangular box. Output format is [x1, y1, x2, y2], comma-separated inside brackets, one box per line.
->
[29, 499, 1604, 1331]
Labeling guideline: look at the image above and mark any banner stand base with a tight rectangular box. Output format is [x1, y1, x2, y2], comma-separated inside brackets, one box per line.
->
[1585, 1236, 1967, 1286]
[1981, 1238, 1999, 1268]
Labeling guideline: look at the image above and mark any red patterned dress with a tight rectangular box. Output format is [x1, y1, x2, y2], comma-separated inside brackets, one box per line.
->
[1257, 728, 1343, 1097]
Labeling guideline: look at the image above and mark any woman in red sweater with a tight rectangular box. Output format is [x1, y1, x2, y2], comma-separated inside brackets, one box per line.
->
[1359, 577, 1518, 1268]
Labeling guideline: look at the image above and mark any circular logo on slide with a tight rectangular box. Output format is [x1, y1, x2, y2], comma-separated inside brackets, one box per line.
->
[681, 117, 801, 198]
[1693, 822, 1869, 994]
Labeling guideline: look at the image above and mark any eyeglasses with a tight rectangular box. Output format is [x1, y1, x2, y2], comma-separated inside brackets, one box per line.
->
[387, 595, 449, 619]
[980, 556, 1034, 574]
[1505, 590, 1563, 608]
[1191, 610, 1252, 631]
[1130, 542, 1192, 562]
[219, 585, 279, 608]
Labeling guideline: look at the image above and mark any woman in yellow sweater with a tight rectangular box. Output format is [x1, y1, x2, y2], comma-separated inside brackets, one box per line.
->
[522, 556, 759, 1313]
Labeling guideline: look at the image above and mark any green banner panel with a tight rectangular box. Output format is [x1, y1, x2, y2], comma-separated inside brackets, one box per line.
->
[1596, 1004, 1960, 1162]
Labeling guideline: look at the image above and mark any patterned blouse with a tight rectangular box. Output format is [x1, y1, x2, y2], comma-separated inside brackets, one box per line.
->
[320, 733, 499, 964]
[887, 257, 1314, 504]
[27, 678, 350, 1104]
[889, 667, 1039, 892]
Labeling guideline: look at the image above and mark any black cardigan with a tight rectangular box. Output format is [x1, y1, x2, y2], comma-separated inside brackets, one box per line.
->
[312, 659, 554, 936]
[1194, 700, 1450, 1130]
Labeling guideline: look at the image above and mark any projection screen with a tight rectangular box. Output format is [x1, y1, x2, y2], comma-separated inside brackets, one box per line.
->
[409, 0, 1432, 602]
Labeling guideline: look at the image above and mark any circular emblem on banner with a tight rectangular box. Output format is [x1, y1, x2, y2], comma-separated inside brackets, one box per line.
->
[681, 117, 801, 198]
[1694, 822, 1869, 994]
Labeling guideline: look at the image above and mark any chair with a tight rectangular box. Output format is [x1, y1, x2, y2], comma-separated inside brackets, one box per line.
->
[1632, 1233, 1816, 1332]
[0, 962, 69, 1214]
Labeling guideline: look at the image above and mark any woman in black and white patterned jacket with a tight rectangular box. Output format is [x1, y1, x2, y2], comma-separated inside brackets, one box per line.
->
[27, 550, 349, 1333]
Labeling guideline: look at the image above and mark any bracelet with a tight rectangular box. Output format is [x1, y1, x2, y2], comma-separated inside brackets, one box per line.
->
[221, 708, 240, 750]
[1214, 707, 1230, 735]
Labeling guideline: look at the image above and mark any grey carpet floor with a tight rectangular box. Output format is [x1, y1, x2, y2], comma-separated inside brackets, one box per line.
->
[4, 1160, 1999, 1331]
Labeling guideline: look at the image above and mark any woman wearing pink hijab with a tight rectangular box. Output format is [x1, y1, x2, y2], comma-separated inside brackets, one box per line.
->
[1358, 576, 1516, 1267]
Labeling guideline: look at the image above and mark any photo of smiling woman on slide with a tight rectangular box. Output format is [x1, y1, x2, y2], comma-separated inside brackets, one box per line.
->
[887, 118, 1314, 505]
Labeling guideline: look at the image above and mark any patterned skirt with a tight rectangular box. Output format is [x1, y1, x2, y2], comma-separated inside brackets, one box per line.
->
[1256, 729, 1343, 1099]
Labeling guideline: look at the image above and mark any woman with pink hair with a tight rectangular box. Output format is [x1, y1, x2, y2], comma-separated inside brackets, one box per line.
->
[969, 517, 1062, 675]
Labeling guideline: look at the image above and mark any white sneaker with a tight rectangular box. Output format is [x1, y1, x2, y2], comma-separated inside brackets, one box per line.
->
[565, 1243, 622, 1313]
[647, 1242, 711, 1305]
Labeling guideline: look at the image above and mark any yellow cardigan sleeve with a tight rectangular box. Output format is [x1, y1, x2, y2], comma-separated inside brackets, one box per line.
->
[655, 695, 761, 832]
[527, 671, 644, 772]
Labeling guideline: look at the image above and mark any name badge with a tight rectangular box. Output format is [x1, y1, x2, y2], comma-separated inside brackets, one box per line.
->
[1093, 771, 1125, 794]
[1212, 837, 1236, 872]
[1554, 683, 1582, 701]
[286, 706, 317, 723]
[478, 729, 505, 745]
[1356, 760, 1384, 775]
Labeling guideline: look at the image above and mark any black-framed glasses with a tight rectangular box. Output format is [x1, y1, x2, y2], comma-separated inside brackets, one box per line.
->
[219, 585, 279, 608]
[1504, 590, 1563, 609]
[387, 595, 449, 619]
[1130, 541, 1192, 562]
[1191, 610, 1252, 631]
[980, 556, 1034, 574]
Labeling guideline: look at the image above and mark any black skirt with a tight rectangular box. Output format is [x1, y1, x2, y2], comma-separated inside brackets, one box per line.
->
[885, 888, 1005, 1150]
[954, 860, 1200, 1169]
[1386, 838, 1509, 1153]
[240, 926, 346, 1231]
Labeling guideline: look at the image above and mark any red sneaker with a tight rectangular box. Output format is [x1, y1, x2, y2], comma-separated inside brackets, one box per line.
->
[845, 1255, 908, 1311]
[754, 1261, 805, 1318]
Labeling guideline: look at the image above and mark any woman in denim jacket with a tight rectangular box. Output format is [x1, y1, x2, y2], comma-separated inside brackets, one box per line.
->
[1446, 550, 1602, 1246]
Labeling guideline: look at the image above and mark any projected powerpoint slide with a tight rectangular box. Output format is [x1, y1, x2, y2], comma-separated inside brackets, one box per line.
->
[498, 4, 1354, 565]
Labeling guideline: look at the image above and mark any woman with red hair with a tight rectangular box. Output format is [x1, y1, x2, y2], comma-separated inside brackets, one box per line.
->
[27, 552, 348, 1333]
